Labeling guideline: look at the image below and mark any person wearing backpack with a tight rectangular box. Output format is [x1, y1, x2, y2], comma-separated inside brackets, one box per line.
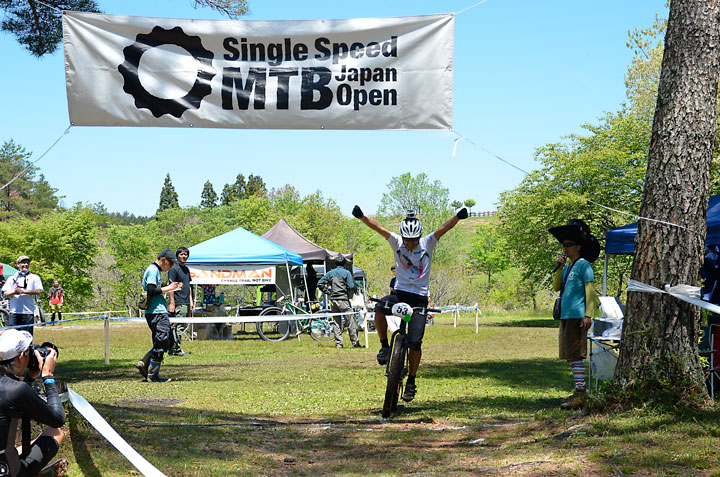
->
[318, 256, 360, 349]
[549, 219, 600, 410]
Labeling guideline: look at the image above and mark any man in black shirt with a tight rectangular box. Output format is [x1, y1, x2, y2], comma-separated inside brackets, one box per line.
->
[168, 247, 193, 357]
[0, 329, 67, 476]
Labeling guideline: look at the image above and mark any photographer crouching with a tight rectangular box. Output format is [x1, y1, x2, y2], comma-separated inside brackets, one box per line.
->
[0, 329, 67, 477]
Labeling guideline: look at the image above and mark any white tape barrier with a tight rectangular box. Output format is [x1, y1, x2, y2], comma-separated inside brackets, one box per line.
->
[628, 279, 720, 315]
[169, 311, 354, 324]
[67, 388, 166, 477]
[435, 305, 480, 313]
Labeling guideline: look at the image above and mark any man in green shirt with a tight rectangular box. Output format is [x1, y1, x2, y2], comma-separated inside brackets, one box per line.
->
[136, 249, 183, 383]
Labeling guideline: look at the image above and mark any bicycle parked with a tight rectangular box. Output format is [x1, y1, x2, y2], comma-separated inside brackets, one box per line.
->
[256, 298, 334, 342]
[371, 297, 440, 418]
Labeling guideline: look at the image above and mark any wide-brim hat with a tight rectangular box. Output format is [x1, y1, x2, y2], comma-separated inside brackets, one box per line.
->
[548, 219, 601, 263]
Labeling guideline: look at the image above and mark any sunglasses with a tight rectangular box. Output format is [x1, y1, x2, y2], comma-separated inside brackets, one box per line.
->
[562, 242, 577, 248]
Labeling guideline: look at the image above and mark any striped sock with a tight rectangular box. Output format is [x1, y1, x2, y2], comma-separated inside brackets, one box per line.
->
[569, 361, 586, 391]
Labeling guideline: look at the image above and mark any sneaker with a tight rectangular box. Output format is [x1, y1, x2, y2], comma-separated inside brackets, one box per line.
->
[402, 382, 417, 402]
[377, 346, 390, 365]
[148, 375, 172, 383]
[352, 343, 364, 348]
[336, 344, 344, 348]
[169, 351, 191, 357]
[38, 457, 69, 477]
[135, 361, 148, 380]
[560, 389, 587, 410]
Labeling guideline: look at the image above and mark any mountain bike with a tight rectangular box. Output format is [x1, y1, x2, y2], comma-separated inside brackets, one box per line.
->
[256, 299, 334, 342]
[371, 298, 440, 418]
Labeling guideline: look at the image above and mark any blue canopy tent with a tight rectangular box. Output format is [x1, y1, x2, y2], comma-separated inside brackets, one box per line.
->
[187, 226, 303, 302]
[187, 226, 303, 266]
[604, 193, 720, 293]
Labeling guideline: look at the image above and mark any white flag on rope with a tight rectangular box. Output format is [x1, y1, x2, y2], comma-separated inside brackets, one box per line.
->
[63, 12, 453, 130]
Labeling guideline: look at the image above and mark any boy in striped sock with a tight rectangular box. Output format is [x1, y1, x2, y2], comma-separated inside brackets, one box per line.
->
[549, 219, 600, 410]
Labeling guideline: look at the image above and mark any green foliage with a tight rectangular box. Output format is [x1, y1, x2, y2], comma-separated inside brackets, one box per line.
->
[200, 180, 218, 209]
[220, 183, 234, 206]
[463, 199, 476, 212]
[0, 0, 100, 57]
[192, 0, 248, 18]
[246, 174, 267, 198]
[0, 205, 97, 308]
[220, 173, 268, 204]
[468, 223, 512, 283]
[378, 172, 450, 217]
[87, 202, 150, 227]
[497, 110, 649, 284]
[450, 200, 463, 209]
[0, 139, 60, 219]
[104, 224, 154, 311]
[157, 173, 180, 213]
[0, 0, 249, 57]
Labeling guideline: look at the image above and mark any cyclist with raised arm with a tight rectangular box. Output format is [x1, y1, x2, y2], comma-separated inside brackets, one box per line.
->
[352, 205, 468, 402]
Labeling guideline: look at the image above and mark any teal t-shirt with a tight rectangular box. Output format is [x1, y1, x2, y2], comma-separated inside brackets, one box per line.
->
[142, 263, 167, 314]
[560, 258, 594, 319]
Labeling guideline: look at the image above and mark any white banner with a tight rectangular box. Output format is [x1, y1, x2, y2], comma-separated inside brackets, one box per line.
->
[68, 388, 166, 477]
[188, 264, 275, 284]
[63, 12, 453, 130]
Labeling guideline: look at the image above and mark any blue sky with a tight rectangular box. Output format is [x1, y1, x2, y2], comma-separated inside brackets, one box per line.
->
[0, 0, 668, 217]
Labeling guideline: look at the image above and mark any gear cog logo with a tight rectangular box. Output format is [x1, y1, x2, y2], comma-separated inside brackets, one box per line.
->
[118, 26, 216, 118]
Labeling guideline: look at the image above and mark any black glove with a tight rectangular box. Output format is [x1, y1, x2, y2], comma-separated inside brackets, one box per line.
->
[352, 205, 364, 219]
[456, 207, 468, 220]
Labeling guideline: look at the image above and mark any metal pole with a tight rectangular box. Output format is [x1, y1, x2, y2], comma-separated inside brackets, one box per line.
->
[104, 314, 110, 365]
[603, 253, 608, 296]
[475, 304, 479, 333]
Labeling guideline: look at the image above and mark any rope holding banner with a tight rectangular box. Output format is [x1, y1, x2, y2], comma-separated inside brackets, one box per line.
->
[455, 0, 491, 15]
[449, 129, 699, 236]
[0, 124, 72, 193]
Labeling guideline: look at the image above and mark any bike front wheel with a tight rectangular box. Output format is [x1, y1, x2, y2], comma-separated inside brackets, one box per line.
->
[382, 334, 405, 418]
[256, 307, 291, 341]
[309, 309, 334, 342]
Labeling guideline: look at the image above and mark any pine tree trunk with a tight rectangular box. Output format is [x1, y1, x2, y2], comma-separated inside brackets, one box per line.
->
[614, 0, 720, 404]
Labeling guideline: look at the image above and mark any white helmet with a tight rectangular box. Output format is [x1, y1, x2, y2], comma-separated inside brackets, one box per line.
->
[399, 217, 423, 238]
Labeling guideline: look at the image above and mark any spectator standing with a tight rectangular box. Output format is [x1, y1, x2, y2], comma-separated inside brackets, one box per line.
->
[318, 256, 361, 349]
[0, 329, 67, 477]
[135, 249, 182, 383]
[389, 265, 397, 292]
[48, 279, 64, 324]
[549, 219, 600, 410]
[305, 263, 319, 302]
[168, 247, 193, 357]
[2, 257, 43, 336]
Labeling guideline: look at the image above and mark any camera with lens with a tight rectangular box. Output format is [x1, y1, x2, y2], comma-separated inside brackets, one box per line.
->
[28, 342, 58, 371]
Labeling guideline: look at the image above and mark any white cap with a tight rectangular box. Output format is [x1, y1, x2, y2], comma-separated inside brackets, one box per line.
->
[0, 329, 32, 361]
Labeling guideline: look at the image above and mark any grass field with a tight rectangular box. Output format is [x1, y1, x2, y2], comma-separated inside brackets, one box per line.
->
[28, 312, 720, 476]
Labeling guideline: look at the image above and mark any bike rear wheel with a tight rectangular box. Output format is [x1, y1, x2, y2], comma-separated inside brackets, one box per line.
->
[309, 309, 334, 341]
[382, 334, 405, 418]
[0, 308, 8, 327]
[256, 307, 291, 341]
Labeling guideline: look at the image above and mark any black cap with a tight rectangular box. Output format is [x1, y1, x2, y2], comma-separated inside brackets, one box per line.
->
[334, 255, 346, 266]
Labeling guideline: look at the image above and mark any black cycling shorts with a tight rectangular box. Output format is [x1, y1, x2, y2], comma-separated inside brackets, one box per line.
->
[377, 290, 429, 351]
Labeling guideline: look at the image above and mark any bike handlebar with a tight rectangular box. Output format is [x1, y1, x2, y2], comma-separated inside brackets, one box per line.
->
[369, 296, 440, 314]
